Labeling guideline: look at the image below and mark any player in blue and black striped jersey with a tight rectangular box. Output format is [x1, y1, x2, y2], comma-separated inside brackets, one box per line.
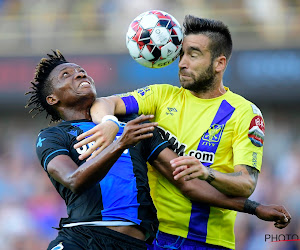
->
[26, 50, 168, 250]
[26, 50, 291, 250]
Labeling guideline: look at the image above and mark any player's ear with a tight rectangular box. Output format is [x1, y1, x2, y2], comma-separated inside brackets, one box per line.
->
[214, 55, 226, 73]
[46, 94, 59, 106]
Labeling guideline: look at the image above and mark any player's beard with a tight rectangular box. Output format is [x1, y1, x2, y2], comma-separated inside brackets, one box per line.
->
[179, 61, 216, 93]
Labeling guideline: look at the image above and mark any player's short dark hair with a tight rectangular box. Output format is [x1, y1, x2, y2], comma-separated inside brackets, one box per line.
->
[183, 15, 233, 63]
[25, 49, 68, 122]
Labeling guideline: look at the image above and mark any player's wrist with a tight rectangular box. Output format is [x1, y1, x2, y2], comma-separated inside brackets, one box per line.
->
[244, 199, 261, 215]
[102, 115, 120, 127]
[205, 167, 215, 183]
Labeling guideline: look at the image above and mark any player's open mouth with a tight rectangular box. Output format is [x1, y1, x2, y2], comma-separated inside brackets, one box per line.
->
[79, 81, 91, 87]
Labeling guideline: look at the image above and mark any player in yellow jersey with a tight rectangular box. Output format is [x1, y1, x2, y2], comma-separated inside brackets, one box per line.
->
[73, 16, 291, 249]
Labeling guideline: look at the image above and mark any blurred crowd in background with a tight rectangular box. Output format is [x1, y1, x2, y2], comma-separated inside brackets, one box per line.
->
[0, 0, 299, 56]
[0, 0, 299, 249]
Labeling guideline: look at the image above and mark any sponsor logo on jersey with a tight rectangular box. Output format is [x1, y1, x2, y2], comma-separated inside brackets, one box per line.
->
[51, 242, 64, 250]
[202, 124, 225, 144]
[158, 127, 186, 156]
[187, 150, 214, 163]
[75, 141, 95, 155]
[166, 107, 177, 116]
[36, 137, 46, 147]
[158, 127, 215, 164]
[248, 116, 265, 147]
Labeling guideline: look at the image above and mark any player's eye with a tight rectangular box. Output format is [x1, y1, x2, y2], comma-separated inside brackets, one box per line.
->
[63, 72, 69, 77]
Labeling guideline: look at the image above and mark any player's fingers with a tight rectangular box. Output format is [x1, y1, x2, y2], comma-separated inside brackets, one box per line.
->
[174, 167, 196, 180]
[184, 172, 199, 181]
[170, 156, 195, 164]
[76, 126, 99, 141]
[274, 222, 289, 229]
[74, 134, 99, 149]
[172, 166, 188, 176]
[129, 114, 155, 125]
[135, 133, 154, 141]
[78, 141, 105, 160]
[133, 126, 155, 135]
[85, 145, 107, 161]
[170, 158, 199, 168]
[281, 207, 292, 221]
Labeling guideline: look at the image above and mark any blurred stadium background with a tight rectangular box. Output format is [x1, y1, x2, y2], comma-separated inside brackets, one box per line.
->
[0, 0, 299, 249]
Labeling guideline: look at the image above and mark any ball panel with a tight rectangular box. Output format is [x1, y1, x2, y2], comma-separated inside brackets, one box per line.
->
[161, 42, 177, 58]
[150, 27, 170, 46]
[141, 46, 155, 61]
[127, 40, 140, 58]
[139, 14, 159, 29]
[127, 25, 136, 39]
[135, 57, 153, 68]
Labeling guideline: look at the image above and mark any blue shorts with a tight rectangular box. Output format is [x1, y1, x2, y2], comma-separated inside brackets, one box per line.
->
[147, 231, 231, 250]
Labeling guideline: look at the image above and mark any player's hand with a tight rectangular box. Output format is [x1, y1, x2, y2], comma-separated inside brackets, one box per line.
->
[74, 121, 120, 161]
[170, 156, 209, 181]
[117, 115, 158, 149]
[255, 204, 291, 229]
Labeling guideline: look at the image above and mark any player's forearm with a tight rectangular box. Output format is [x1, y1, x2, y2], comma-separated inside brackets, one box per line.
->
[208, 168, 256, 198]
[152, 149, 250, 211]
[181, 179, 247, 211]
[91, 96, 126, 124]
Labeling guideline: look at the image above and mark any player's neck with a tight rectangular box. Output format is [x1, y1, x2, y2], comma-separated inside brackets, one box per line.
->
[59, 107, 92, 121]
[190, 81, 226, 99]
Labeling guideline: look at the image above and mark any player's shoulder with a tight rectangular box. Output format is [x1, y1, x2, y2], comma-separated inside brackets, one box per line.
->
[37, 124, 66, 138]
[227, 89, 263, 117]
[148, 83, 181, 92]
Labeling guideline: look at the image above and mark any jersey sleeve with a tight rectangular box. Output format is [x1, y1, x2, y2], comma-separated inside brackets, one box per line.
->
[140, 127, 171, 162]
[117, 84, 177, 115]
[232, 103, 265, 171]
[36, 127, 70, 172]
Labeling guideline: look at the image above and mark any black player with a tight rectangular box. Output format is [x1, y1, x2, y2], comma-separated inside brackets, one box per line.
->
[26, 50, 166, 249]
[26, 50, 290, 250]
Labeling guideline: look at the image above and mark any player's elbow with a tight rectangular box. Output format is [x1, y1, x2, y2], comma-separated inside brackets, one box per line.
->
[176, 182, 195, 199]
[240, 179, 257, 198]
[67, 177, 87, 194]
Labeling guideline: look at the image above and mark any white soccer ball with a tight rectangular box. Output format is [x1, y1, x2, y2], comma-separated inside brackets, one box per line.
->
[126, 10, 183, 68]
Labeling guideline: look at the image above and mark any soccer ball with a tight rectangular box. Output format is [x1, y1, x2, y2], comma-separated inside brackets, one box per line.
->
[126, 10, 183, 68]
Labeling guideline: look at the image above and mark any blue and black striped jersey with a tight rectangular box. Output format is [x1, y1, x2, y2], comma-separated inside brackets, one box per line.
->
[36, 116, 169, 242]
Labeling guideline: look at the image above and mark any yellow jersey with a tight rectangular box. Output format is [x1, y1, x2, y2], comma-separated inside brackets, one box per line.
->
[119, 84, 265, 249]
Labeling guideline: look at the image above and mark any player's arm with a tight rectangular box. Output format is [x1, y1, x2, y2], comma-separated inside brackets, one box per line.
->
[172, 157, 258, 197]
[48, 115, 157, 194]
[151, 148, 290, 229]
[74, 96, 126, 160]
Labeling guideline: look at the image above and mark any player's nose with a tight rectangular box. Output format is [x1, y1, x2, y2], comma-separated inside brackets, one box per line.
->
[75, 71, 87, 79]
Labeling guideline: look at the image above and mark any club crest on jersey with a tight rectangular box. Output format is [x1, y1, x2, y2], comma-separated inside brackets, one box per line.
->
[136, 86, 153, 99]
[248, 116, 265, 147]
[202, 124, 225, 143]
